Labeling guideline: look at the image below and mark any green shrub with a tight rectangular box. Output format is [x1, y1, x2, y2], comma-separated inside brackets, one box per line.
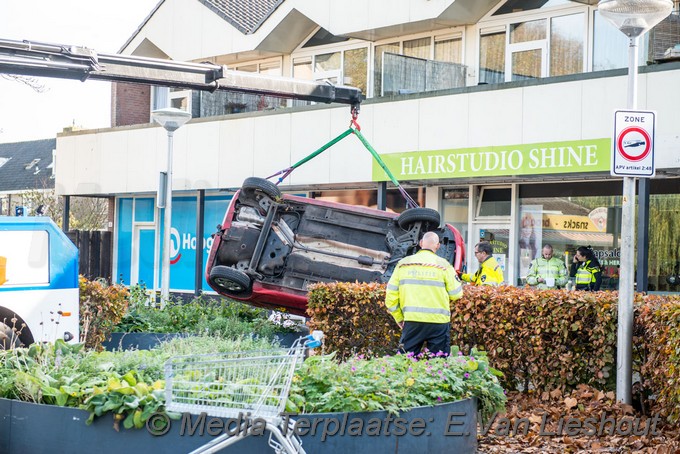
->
[114, 292, 284, 339]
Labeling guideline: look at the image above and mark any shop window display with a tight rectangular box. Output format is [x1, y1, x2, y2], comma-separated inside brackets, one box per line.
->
[519, 196, 621, 290]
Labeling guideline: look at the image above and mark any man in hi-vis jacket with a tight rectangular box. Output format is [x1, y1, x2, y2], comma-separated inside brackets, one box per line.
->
[461, 241, 504, 286]
[385, 231, 463, 355]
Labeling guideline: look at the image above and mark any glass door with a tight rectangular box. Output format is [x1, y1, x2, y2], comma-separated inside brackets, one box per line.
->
[132, 226, 156, 290]
[471, 224, 510, 283]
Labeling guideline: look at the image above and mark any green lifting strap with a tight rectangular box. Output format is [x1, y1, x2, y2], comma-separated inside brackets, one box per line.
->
[352, 128, 418, 209]
[267, 125, 418, 208]
[267, 128, 353, 184]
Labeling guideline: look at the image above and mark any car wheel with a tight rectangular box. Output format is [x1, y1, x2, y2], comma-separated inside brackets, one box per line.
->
[397, 207, 441, 230]
[0, 323, 20, 350]
[242, 177, 282, 200]
[209, 266, 251, 294]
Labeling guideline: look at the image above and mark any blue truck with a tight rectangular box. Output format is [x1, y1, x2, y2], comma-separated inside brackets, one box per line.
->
[0, 216, 79, 348]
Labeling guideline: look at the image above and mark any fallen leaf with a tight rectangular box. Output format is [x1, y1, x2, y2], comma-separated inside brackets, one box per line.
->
[564, 397, 578, 409]
[529, 414, 542, 424]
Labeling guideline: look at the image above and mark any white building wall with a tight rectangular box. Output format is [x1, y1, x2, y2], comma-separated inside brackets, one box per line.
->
[55, 67, 680, 196]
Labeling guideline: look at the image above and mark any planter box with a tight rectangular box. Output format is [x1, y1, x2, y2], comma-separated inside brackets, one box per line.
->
[103, 332, 303, 351]
[0, 397, 477, 453]
[102, 332, 187, 351]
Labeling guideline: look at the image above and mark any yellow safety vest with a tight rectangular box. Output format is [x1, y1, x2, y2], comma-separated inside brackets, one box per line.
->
[526, 257, 568, 289]
[462, 256, 504, 286]
[575, 260, 601, 289]
[385, 250, 463, 324]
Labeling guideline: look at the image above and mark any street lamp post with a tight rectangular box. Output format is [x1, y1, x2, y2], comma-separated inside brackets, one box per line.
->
[597, 0, 672, 404]
[152, 107, 192, 303]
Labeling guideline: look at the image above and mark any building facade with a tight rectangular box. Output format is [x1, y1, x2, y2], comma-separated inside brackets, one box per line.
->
[55, 0, 680, 294]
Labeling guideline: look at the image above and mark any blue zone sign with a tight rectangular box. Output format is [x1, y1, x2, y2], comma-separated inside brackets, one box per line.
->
[116, 195, 231, 292]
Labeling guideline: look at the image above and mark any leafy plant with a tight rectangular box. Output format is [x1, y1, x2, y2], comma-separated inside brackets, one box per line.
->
[79, 277, 129, 351]
[114, 293, 288, 340]
[82, 370, 165, 431]
[0, 335, 279, 430]
[288, 347, 506, 423]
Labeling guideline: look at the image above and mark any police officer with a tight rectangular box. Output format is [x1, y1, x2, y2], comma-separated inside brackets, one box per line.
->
[385, 231, 463, 356]
[526, 244, 568, 289]
[570, 246, 602, 291]
[461, 241, 504, 286]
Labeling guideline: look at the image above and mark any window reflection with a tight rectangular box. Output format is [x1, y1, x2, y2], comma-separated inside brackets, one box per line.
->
[550, 14, 584, 76]
[479, 31, 506, 84]
[519, 196, 621, 290]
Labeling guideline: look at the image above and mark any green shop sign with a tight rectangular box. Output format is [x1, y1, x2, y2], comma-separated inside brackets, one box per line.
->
[371, 138, 611, 181]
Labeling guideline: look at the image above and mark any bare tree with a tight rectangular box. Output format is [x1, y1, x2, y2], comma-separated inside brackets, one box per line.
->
[21, 176, 108, 230]
[0, 74, 47, 93]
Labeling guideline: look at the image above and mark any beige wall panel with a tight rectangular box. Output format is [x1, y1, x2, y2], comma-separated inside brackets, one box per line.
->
[372, 99, 421, 153]
[327, 105, 375, 184]
[467, 88, 523, 147]
[217, 117, 256, 189]
[417, 94, 470, 150]
[54, 137, 77, 196]
[644, 71, 680, 169]
[522, 81, 582, 143]
[287, 109, 333, 186]
[580, 76, 626, 139]
[125, 129, 162, 194]
[252, 114, 292, 181]
[98, 134, 129, 194]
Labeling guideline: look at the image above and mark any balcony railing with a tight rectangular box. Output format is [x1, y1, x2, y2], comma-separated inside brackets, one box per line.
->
[380, 52, 467, 96]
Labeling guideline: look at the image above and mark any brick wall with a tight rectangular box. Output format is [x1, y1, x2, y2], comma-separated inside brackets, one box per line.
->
[111, 82, 151, 127]
[107, 197, 115, 231]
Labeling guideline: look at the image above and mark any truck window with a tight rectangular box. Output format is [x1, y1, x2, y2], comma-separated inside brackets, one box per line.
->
[0, 230, 49, 286]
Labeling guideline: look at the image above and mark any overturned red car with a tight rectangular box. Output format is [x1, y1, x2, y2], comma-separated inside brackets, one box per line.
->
[205, 177, 465, 317]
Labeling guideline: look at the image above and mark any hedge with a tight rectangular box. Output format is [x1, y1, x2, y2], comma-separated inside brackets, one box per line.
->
[636, 294, 680, 423]
[307, 281, 400, 360]
[306, 282, 680, 423]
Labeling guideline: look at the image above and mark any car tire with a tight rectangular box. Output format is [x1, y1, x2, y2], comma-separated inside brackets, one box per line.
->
[209, 266, 251, 295]
[242, 177, 281, 200]
[397, 207, 441, 230]
[0, 323, 20, 350]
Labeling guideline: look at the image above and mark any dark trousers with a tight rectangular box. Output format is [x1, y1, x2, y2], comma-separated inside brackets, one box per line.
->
[400, 321, 451, 356]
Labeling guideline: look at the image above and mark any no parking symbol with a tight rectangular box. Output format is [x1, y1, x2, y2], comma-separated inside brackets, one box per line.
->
[611, 110, 655, 177]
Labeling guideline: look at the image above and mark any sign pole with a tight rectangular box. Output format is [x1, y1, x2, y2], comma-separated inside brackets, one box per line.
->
[616, 36, 639, 405]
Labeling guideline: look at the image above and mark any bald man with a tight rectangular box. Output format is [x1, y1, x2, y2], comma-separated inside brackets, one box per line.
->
[385, 231, 463, 355]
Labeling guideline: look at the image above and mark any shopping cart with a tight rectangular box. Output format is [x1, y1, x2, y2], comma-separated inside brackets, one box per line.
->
[164, 333, 323, 454]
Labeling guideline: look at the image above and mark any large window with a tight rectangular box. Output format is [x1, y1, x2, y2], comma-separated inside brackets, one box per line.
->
[293, 46, 368, 95]
[647, 193, 680, 292]
[592, 10, 647, 71]
[479, 5, 586, 84]
[374, 32, 463, 97]
[519, 194, 622, 290]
